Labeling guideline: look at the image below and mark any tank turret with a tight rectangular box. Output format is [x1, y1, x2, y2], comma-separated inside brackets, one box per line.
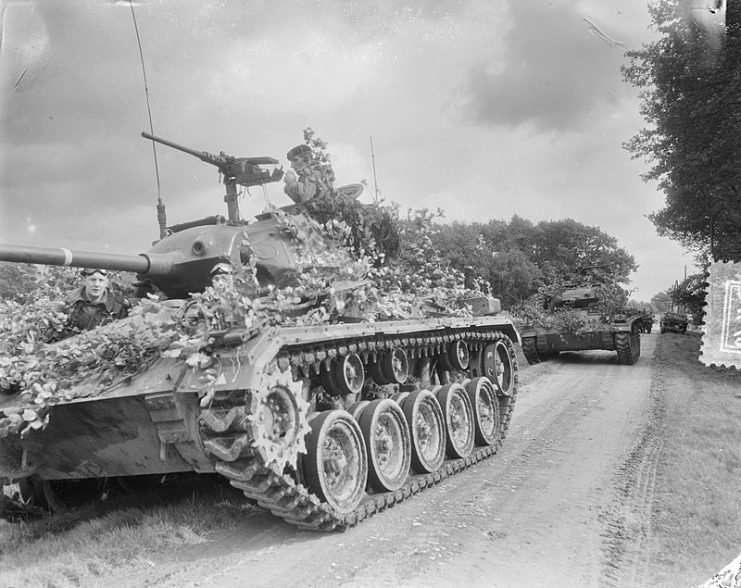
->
[0, 134, 297, 298]
[548, 283, 601, 309]
[0, 214, 307, 298]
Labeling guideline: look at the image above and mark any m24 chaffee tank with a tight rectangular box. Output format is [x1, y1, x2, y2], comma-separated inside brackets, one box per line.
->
[0, 134, 521, 530]
[518, 279, 642, 366]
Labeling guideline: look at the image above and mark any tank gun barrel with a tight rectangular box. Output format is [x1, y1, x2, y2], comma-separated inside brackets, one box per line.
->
[0, 244, 173, 276]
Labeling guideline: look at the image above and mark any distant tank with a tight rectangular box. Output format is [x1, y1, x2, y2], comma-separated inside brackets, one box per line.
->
[0, 134, 520, 530]
[518, 278, 642, 365]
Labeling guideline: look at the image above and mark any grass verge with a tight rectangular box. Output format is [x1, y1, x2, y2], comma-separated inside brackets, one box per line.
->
[0, 477, 251, 587]
[648, 332, 741, 587]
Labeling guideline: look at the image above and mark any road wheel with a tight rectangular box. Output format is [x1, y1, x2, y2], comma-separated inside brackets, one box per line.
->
[465, 377, 501, 446]
[401, 390, 446, 474]
[444, 340, 470, 371]
[486, 340, 515, 396]
[35, 478, 109, 513]
[436, 383, 475, 459]
[347, 400, 370, 420]
[369, 349, 409, 385]
[303, 410, 367, 513]
[11, 477, 47, 510]
[358, 399, 412, 492]
[391, 391, 410, 405]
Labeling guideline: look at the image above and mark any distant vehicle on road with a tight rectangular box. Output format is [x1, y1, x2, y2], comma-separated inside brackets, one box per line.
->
[660, 311, 689, 334]
[519, 279, 642, 366]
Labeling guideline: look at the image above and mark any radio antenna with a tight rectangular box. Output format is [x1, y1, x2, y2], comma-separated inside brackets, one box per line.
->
[369, 136, 379, 204]
[129, 0, 167, 239]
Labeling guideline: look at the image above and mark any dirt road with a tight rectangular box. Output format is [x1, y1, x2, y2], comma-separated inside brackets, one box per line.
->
[109, 334, 662, 588]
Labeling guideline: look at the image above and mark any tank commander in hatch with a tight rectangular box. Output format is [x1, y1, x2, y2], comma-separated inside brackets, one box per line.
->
[283, 144, 334, 204]
[181, 262, 239, 333]
[64, 268, 131, 333]
[210, 262, 234, 290]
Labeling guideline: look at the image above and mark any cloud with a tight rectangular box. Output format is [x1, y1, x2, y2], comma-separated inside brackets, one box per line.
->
[457, 0, 634, 131]
[0, 2, 49, 90]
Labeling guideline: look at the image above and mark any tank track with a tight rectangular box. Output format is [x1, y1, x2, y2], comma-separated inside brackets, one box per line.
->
[615, 329, 640, 365]
[199, 327, 518, 531]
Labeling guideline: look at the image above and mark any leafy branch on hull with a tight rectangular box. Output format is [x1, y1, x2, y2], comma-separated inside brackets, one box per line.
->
[0, 206, 489, 438]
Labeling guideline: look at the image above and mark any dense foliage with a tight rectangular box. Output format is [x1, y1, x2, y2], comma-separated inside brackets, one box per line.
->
[0, 204, 486, 437]
[623, 0, 741, 261]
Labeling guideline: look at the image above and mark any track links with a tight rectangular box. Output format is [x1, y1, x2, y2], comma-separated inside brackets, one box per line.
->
[200, 328, 518, 531]
[615, 329, 640, 365]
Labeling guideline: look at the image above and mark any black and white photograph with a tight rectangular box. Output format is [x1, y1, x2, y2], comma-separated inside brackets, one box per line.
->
[0, 1, 739, 586]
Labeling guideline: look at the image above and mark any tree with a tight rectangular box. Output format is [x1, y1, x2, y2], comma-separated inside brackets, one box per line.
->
[628, 298, 657, 313]
[430, 221, 492, 290]
[528, 219, 637, 284]
[429, 216, 635, 306]
[486, 248, 544, 306]
[650, 291, 673, 313]
[479, 215, 539, 254]
[623, 0, 741, 261]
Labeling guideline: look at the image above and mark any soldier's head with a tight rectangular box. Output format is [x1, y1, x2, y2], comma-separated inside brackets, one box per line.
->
[81, 269, 109, 301]
[286, 144, 313, 172]
[210, 262, 234, 290]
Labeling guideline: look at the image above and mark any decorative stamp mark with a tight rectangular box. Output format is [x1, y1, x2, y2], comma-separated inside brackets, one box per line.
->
[701, 261, 741, 368]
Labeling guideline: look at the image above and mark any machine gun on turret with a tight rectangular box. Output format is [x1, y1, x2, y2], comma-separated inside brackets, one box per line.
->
[141, 132, 283, 223]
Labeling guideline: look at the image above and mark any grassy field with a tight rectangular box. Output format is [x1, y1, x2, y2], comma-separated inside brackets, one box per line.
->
[0, 479, 251, 587]
[647, 332, 741, 587]
[0, 332, 739, 587]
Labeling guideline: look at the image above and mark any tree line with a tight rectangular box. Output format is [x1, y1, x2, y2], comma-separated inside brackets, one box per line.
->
[623, 0, 741, 262]
[426, 214, 637, 307]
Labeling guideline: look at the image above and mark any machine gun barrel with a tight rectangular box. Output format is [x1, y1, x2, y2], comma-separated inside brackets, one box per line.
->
[141, 132, 227, 170]
[140, 131, 283, 224]
[0, 244, 174, 276]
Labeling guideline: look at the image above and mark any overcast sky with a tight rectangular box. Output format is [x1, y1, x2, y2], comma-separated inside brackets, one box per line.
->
[1, 0, 698, 300]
